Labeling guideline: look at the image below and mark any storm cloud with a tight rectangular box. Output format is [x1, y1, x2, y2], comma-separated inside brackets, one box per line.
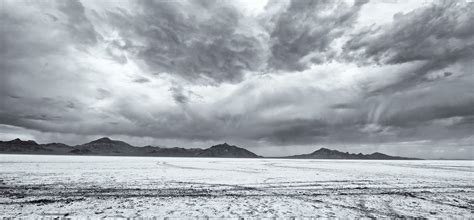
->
[104, 0, 268, 83]
[0, 0, 473, 159]
[265, 0, 368, 71]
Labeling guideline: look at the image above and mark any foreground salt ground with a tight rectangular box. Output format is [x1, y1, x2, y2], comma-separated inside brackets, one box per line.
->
[0, 155, 472, 218]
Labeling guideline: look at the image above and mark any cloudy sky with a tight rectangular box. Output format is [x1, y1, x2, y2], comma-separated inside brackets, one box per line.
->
[1, 0, 473, 159]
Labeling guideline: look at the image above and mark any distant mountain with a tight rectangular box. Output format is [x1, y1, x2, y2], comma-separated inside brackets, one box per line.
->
[0, 138, 46, 153]
[0, 138, 71, 155]
[0, 138, 417, 159]
[71, 137, 139, 155]
[284, 147, 419, 160]
[197, 143, 261, 158]
[0, 138, 260, 158]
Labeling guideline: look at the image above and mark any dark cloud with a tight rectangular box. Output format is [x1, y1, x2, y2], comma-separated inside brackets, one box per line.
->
[374, 78, 474, 128]
[101, 0, 369, 82]
[255, 119, 329, 144]
[265, 0, 368, 71]
[169, 85, 189, 104]
[104, 0, 267, 83]
[45, 13, 59, 22]
[133, 77, 151, 84]
[57, 0, 99, 45]
[343, 0, 474, 69]
[0, 12, 101, 136]
[341, 0, 474, 117]
[96, 88, 112, 100]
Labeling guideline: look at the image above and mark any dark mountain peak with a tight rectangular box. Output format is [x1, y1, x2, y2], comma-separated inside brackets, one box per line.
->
[44, 142, 69, 147]
[7, 138, 38, 146]
[309, 147, 342, 156]
[313, 147, 333, 153]
[0, 138, 48, 153]
[371, 152, 385, 156]
[77, 137, 134, 155]
[89, 137, 113, 144]
[83, 137, 131, 147]
[200, 143, 260, 158]
[211, 143, 236, 149]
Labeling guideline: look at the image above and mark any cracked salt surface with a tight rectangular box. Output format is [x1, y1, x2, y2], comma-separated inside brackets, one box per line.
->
[0, 155, 472, 218]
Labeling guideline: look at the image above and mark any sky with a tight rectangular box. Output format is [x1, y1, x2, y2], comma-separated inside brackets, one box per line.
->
[1, 0, 473, 159]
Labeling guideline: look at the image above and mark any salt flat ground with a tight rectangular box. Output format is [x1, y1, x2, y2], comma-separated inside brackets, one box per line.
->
[0, 155, 472, 218]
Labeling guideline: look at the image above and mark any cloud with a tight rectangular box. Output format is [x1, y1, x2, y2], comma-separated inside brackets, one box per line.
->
[343, 0, 474, 73]
[264, 0, 368, 71]
[169, 85, 190, 104]
[377, 82, 474, 128]
[102, 0, 268, 84]
[94, 0, 370, 82]
[133, 77, 151, 84]
[338, 1, 474, 137]
[57, 0, 99, 45]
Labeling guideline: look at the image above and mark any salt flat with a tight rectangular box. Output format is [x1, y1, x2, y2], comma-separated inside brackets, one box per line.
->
[0, 155, 472, 218]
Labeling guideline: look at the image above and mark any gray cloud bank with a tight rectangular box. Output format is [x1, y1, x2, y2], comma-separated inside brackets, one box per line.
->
[0, 0, 473, 158]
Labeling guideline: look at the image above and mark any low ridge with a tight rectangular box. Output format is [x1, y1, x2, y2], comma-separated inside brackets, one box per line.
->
[285, 147, 419, 160]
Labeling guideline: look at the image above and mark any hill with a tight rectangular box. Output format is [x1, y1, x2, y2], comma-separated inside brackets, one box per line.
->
[284, 147, 419, 160]
[197, 143, 261, 158]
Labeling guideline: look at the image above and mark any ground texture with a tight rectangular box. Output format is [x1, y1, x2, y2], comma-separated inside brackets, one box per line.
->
[0, 155, 472, 218]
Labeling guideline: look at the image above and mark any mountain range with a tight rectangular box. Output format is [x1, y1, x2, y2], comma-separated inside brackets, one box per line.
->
[0, 137, 419, 159]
